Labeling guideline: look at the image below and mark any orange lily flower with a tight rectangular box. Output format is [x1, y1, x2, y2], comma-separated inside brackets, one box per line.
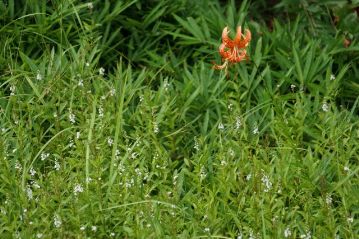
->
[213, 26, 251, 70]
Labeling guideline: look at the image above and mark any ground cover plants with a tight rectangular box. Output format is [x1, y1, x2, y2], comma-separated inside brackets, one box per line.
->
[0, 0, 358, 238]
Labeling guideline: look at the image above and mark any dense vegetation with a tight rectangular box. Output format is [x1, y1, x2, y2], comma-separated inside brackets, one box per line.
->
[1, 0, 358, 238]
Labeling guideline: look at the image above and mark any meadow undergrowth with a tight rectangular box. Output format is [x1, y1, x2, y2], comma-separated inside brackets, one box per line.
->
[0, 0, 358, 238]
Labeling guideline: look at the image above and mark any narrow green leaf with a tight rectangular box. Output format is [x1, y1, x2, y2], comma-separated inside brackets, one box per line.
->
[292, 45, 304, 85]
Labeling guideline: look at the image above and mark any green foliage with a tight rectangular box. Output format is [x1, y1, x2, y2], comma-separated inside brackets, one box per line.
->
[0, 0, 358, 238]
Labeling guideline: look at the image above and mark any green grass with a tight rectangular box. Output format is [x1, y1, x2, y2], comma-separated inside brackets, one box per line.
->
[1, 0, 358, 238]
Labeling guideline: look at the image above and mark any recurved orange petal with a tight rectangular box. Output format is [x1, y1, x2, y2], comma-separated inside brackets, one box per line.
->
[238, 29, 251, 48]
[234, 26, 242, 45]
[219, 43, 231, 59]
[221, 26, 235, 48]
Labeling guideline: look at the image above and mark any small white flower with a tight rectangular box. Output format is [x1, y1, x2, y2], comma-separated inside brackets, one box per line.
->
[99, 67, 105, 76]
[86, 177, 93, 183]
[261, 173, 272, 192]
[80, 225, 86, 231]
[110, 87, 116, 96]
[194, 137, 200, 151]
[163, 78, 170, 91]
[330, 74, 335, 80]
[235, 117, 242, 130]
[220, 160, 227, 166]
[135, 168, 142, 177]
[347, 216, 354, 223]
[32, 181, 40, 189]
[125, 178, 134, 188]
[53, 112, 58, 118]
[73, 183, 84, 196]
[115, 149, 121, 160]
[200, 166, 207, 180]
[15, 162, 22, 171]
[227, 103, 233, 111]
[26, 186, 33, 200]
[290, 84, 296, 90]
[326, 194, 332, 205]
[237, 232, 242, 239]
[228, 148, 235, 157]
[86, 62, 90, 67]
[53, 214, 62, 228]
[36, 233, 43, 238]
[78, 79, 84, 87]
[131, 152, 138, 159]
[173, 175, 178, 186]
[253, 126, 259, 135]
[153, 122, 159, 134]
[272, 216, 278, 223]
[300, 230, 311, 239]
[76, 131, 81, 139]
[91, 226, 97, 232]
[249, 229, 255, 239]
[246, 173, 252, 181]
[344, 166, 350, 173]
[218, 122, 224, 131]
[40, 152, 50, 161]
[69, 111, 76, 124]
[204, 227, 210, 233]
[322, 103, 329, 112]
[36, 71, 42, 81]
[284, 227, 292, 238]
[98, 105, 104, 118]
[151, 152, 160, 160]
[87, 2, 94, 9]
[29, 167, 36, 177]
[10, 85, 16, 96]
[69, 139, 75, 148]
[1, 208, 6, 215]
[107, 137, 113, 146]
[54, 160, 60, 171]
